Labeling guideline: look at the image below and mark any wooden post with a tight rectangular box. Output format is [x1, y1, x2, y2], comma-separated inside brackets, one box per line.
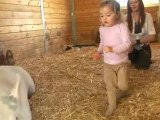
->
[70, 0, 77, 45]
[40, 0, 48, 54]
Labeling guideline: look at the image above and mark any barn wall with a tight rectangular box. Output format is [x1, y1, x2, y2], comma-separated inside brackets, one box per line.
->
[74, 0, 100, 44]
[0, 0, 72, 60]
[43, 0, 72, 54]
[0, 0, 44, 60]
[75, 1, 159, 44]
[144, 6, 159, 41]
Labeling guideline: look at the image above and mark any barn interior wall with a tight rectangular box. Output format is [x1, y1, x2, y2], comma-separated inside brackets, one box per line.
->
[74, 0, 100, 45]
[43, 0, 72, 54]
[0, 0, 44, 60]
[0, 0, 72, 61]
[0, 0, 159, 61]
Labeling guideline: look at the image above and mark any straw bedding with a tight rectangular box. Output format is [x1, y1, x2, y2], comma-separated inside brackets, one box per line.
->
[17, 43, 160, 120]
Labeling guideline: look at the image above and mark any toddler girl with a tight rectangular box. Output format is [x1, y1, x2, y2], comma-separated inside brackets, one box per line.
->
[93, 0, 131, 116]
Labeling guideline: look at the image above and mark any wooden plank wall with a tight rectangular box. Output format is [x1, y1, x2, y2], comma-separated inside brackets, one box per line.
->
[75, 0, 100, 44]
[43, 0, 72, 54]
[0, 0, 44, 60]
[0, 0, 72, 60]
[75, 1, 159, 44]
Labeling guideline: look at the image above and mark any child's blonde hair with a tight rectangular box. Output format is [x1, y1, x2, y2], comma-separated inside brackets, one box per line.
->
[100, 0, 123, 22]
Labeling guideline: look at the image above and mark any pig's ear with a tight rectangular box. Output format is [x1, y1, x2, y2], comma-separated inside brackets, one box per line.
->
[9, 73, 20, 100]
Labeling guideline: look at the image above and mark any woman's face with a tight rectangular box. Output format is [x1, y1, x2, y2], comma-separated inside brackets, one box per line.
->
[129, 0, 140, 12]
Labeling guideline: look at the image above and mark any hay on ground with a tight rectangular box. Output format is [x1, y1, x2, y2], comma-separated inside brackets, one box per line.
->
[17, 43, 160, 120]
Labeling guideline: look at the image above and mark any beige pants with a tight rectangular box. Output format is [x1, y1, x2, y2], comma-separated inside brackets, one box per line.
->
[104, 62, 129, 108]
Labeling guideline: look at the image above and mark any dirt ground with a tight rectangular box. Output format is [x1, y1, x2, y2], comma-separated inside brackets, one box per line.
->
[18, 43, 160, 120]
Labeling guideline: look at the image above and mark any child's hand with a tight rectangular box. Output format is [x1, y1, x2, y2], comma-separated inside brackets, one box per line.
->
[104, 46, 113, 53]
[93, 52, 101, 61]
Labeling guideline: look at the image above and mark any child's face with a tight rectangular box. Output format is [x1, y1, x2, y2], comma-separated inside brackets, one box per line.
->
[129, 0, 140, 12]
[100, 6, 118, 27]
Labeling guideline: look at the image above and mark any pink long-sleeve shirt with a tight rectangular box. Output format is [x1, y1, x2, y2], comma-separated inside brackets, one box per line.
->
[98, 23, 131, 65]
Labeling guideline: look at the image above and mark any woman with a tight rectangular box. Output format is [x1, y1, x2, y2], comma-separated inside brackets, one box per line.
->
[127, 0, 156, 69]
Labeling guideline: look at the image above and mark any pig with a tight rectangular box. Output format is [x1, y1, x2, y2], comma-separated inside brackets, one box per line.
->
[0, 66, 35, 120]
